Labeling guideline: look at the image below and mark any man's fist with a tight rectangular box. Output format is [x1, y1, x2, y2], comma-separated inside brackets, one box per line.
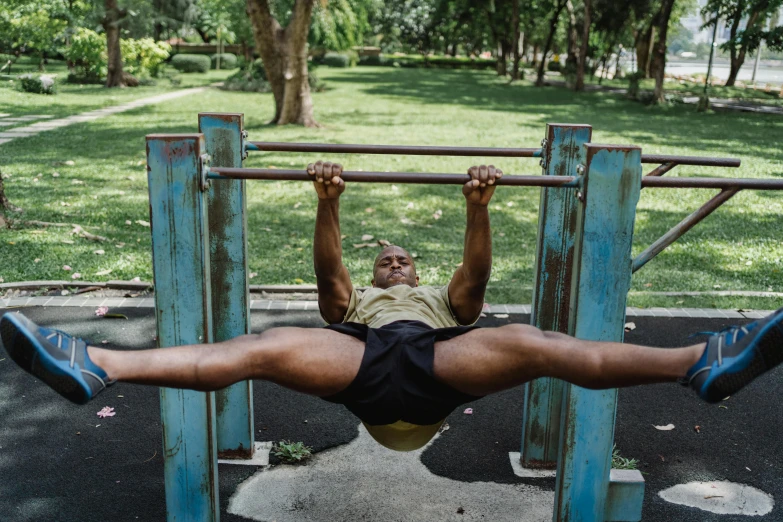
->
[307, 161, 345, 200]
[463, 165, 502, 206]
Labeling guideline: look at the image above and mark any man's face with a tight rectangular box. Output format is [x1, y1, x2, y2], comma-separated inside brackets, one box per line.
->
[372, 246, 419, 289]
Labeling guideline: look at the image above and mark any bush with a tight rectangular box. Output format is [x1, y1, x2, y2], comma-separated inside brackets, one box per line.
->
[121, 38, 171, 78]
[170, 54, 211, 73]
[357, 54, 496, 70]
[18, 74, 56, 94]
[63, 28, 105, 79]
[66, 72, 103, 85]
[321, 52, 351, 68]
[547, 60, 561, 72]
[221, 58, 270, 92]
[211, 53, 237, 70]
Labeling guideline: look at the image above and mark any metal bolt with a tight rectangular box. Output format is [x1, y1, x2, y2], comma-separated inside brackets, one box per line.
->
[540, 138, 548, 148]
[576, 191, 584, 201]
[576, 164, 585, 175]
[539, 158, 546, 168]
[241, 130, 249, 139]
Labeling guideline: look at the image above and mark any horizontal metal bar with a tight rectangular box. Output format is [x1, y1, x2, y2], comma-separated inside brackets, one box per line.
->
[246, 142, 542, 158]
[209, 167, 783, 190]
[208, 168, 580, 187]
[641, 177, 783, 190]
[632, 188, 741, 273]
[245, 141, 739, 167]
[640, 154, 740, 167]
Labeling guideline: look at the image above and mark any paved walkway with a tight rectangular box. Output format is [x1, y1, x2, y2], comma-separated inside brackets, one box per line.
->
[0, 86, 209, 146]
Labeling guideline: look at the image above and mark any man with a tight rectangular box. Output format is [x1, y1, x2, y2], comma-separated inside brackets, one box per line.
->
[1, 161, 782, 452]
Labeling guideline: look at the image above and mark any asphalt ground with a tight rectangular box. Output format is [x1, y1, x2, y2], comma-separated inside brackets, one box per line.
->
[0, 306, 781, 522]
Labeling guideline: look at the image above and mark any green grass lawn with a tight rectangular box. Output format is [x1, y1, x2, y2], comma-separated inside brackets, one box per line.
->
[0, 59, 236, 119]
[1, 67, 781, 309]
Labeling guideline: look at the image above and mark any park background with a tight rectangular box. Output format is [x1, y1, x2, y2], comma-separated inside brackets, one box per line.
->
[1, 0, 782, 310]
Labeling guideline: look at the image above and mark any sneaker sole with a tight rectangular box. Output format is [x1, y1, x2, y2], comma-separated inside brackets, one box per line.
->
[0, 314, 91, 404]
[703, 317, 783, 402]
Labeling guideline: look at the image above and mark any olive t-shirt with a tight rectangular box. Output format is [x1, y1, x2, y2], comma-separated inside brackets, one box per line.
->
[340, 284, 464, 328]
[326, 284, 477, 451]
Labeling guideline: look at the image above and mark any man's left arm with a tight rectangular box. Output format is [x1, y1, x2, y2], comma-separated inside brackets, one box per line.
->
[448, 165, 502, 324]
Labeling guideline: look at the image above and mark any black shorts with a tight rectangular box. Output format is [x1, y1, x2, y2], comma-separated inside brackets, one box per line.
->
[322, 320, 483, 426]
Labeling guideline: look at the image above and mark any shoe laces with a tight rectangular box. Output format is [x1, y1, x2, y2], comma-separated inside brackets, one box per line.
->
[689, 323, 754, 367]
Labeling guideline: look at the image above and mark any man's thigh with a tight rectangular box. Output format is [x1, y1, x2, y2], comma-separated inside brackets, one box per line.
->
[256, 327, 365, 397]
[433, 324, 547, 396]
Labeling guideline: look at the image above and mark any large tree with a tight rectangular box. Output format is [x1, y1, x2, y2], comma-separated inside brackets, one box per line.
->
[102, 0, 127, 87]
[247, 0, 318, 126]
[703, 0, 783, 86]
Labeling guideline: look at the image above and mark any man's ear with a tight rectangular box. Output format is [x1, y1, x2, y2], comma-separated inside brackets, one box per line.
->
[371, 279, 376, 287]
[415, 275, 419, 287]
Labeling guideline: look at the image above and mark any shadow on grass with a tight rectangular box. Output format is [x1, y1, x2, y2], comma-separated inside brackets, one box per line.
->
[325, 68, 783, 163]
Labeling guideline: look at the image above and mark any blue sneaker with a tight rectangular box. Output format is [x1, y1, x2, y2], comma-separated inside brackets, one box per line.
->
[683, 308, 783, 403]
[0, 312, 113, 404]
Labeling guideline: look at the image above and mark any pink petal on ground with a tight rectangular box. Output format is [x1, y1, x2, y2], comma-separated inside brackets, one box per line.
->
[95, 306, 109, 316]
[463, 408, 473, 415]
[97, 406, 116, 418]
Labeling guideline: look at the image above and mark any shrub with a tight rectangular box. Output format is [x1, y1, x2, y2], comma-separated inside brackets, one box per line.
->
[221, 58, 270, 92]
[18, 74, 56, 94]
[170, 54, 211, 73]
[321, 52, 351, 68]
[547, 60, 561, 72]
[358, 54, 385, 66]
[211, 53, 237, 70]
[357, 54, 496, 70]
[121, 38, 171, 77]
[63, 28, 105, 80]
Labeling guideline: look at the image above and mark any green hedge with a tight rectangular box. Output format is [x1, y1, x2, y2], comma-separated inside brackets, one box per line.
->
[18, 74, 57, 94]
[211, 53, 237, 69]
[358, 54, 496, 70]
[319, 52, 353, 68]
[170, 54, 211, 73]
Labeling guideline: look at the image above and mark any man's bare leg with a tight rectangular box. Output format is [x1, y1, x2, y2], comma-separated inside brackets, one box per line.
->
[88, 327, 364, 397]
[433, 324, 704, 396]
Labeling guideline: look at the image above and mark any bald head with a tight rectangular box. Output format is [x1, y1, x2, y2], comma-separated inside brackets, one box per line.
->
[372, 245, 418, 289]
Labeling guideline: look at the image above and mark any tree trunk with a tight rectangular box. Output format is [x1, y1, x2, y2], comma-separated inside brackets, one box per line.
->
[512, 0, 521, 80]
[103, 0, 126, 88]
[726, 5, 761, 86]
[536, 0, 567, 86]
[635, 24, 653, 78]
[0, 171, 21, 215]
[247, 0, 317, 126]
[532, 44, 539, 67]
[574, 0, 591, 91]
[565, 0, 578, 88]
[651, 0, 676, 103]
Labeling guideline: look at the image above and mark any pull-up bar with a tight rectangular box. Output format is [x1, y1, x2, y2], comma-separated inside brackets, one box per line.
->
[245, 141, 742, 168]
[207, 167, 783, 190]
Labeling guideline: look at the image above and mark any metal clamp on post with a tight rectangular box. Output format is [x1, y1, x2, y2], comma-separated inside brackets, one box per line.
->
[241, 130, 249, 160]
[572, 163, 586, 198]
[199, 153, 212, 191]
[539, 138, 549, 170]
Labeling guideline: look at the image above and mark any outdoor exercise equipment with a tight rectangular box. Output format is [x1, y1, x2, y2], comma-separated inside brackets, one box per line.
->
[145, 114, 782, 522]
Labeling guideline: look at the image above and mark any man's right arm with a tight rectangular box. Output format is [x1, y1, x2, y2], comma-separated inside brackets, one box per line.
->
[309, 161, 353, 323]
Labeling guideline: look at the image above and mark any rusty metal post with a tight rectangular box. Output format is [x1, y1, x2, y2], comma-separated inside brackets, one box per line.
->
[199, 113, 254, 459]
[553, 144, 643, 522]
[521, 123, 591, 469]
[146, 134, 219, 521]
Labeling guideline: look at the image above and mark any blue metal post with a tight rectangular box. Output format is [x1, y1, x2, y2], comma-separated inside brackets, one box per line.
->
[522, 123, 592, 469]
[553, 144, 642, 522]
[146, 134, 219, 522]
[198, 113, 254, 458]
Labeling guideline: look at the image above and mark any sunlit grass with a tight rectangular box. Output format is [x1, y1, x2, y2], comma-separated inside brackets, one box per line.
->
[1, 67, 781, 309]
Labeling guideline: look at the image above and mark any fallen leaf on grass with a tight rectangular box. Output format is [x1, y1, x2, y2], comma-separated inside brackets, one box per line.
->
[64, 160, 75, 166]
[644, 283, 653, 288]
[352, 243, 376, 249]
[378, 239, 391, 246]
[406, 202, 414, 209]
[61, 240, 75, 245]
[432, 209, 443, 220]
[52, 172, 60, 178]
[96, 269, 113, 277]
[249, 272, 258, 279]
[97, 406, 116, 418]
[71, 273, 81, 280]
[506, 201, 514, 207]
[34, 258, 41, 263]
[361, 234, 374, 241]
[624, 322, 636, 332]
[62, 265, 72, 271]
[293, 202, 302, 209]
[654, 424, 675, 431]
[365, 207, 375, 213]
[93, 249, 105, 255]
[294, 278, 304, 284]
[135, 220, 150, 227]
